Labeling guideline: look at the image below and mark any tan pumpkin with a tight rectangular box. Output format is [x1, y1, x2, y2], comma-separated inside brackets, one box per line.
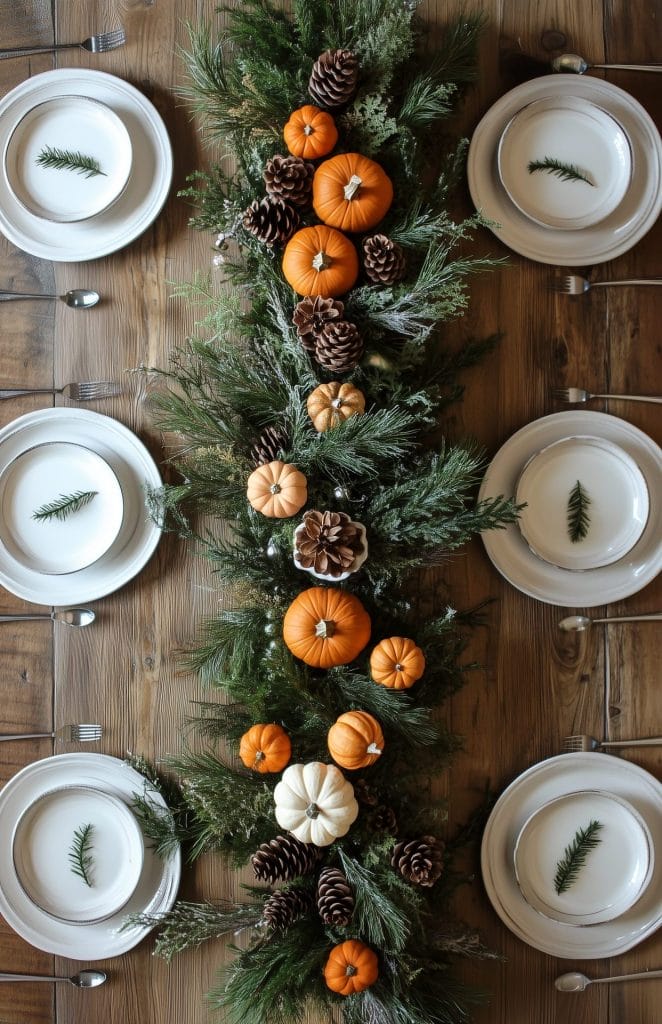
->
[284, 105, 338, 160]
[327, 710, 384, 770]
[369, 636, 426, 689]
[307, 381, 366, 432]
[247, 460, 307, 518]
[282, 225, 359, 298]
[323, 940, 379, 995]
[282, 587, 371, 668]
[313, 153, 394, 233]
[239, 723, 291, 773]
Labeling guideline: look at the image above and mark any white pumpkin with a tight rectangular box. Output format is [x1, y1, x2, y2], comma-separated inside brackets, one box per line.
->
[273, 762, 358, 847]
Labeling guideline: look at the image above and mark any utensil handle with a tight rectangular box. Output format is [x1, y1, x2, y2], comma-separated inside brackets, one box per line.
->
[593, 394, 662, 404]
[593, 63, 662, 71]
[593, 969, 662, 984]
[0, 389, 56, 399]
[595, 614, 662, 623]
[0, 973, 68, 982]
[0, 614, 51, 622]
[0, 733, 54, 741]
[0, 43, 79, 59]
[601, 737, 662, 747]
[0, 292, 55, 301]
[592, 280, 662, 287]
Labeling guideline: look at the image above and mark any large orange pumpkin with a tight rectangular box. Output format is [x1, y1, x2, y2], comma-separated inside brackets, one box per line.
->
[306, 381, 365, 432]
[246, 460, 307, 518]
[323, 940, 379, 996]
[369, 636, 426, 689]
[239, 723, 291, 773]
[328, 710, 384, 770]
[284, 105, 338, 160]
[282, 587, 371, 668]
[282, 225, 359, 298]
[313, 153, 393, 233]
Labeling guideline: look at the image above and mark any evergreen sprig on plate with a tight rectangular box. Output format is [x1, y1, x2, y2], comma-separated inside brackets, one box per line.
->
[567, 480, 591, 543]
[528, 157, 595, 186]
[68, 823, 95, 887]
[36, 145, 105, 178]
[32, 489, 98, 523]
[554, 820, 604, 894]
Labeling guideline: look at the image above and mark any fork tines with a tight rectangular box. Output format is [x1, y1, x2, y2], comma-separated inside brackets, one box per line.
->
[72, 381, 122, 399]
[94, 28, 126, 52]
[68, 724, 103, 742]
[551, 387, 572, 400]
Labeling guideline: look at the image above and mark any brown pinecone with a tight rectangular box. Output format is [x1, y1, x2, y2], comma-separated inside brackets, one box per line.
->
[391, 835, 445, 888]
[252, 834, 321, 883]
[314, 320, 363, 375]
[295, 510, 364, 577]
[363, 234, 406, 285]
[264, 155, 315, 209]
[262, 887, 313, 930]
[353, 778, 379, 807]
[242, 196, 299, 246]
[251, 424, 289, 467]
[369, 805, 398, 835]
[317, 866, 354, 927]
[292, 296, 345, 353]
[308, 49, 359, 109]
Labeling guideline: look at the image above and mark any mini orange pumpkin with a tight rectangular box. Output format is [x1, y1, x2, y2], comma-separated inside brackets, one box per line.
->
[313, 153, 394, 233]
[284, 105, 338, 160]
[323, 940, 379, 995]
[239, 723, 291, 773]
[282, 225, 359, 297]
[328, 710, 384, 770]
[282, 587, 371, 668]
[307, 381, 365, 432]
[247, 460, 307, 518]
[370, 636, 426, 689]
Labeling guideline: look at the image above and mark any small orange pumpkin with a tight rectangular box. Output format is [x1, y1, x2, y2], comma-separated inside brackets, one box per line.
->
[247, 460, 307, 518]
[239, 723, 291, 773]
[313, 153, 394, 233]
[307, 381, 365, 432]
[323, 940, 379, 995]
[282, 587, 371, 668]
[370, 636, 426, 689]
[328, 710, 384, 770]
[282, 225, 359, 297]
[284, 105, 338, 160]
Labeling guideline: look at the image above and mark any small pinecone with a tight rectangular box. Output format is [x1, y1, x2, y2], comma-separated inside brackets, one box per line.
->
[353, 778, 379, 807]
[315, 320, 364, 375]
[363, 234, 406, 285]
[264, 155, 315, 209]
[391, 835, 445, 888]
[296, 510, 364, 577]
[242, 196, 299, 246]
[252, 834, 321, 883]
[369, 804, 398, 835]
[317, 866, 355, 927]
[251, 424, 289, 467]
[292, 296, 345, 353]
[308, 49, 359, 109]
[262, 888, 313, 930]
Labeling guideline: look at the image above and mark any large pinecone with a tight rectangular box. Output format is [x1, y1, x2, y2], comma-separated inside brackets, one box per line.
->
[251, 424, 289, 467]
[292, 296, 345, 353]
[264, 155, 315, 209]
[295, 510, 364, 577]
[252, 834, 321, 883]
[262, 887, 313, 930]
[308, 49, 359, 109]
[391, 836, 445, 888]
[363, 234, 406, 285]
[242, 196, 299, 246]
[315, 320, 363, 375]
[317, 866, 355, 926]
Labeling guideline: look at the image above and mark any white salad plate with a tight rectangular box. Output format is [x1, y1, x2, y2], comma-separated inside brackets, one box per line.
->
[0, 69, 172, 261]
[0, 753, 180, 959]
[481, 753, 662, 958]
[0, 409, 162, 605]
[479, 411, 662, 606]
[468, 76, 662, 265]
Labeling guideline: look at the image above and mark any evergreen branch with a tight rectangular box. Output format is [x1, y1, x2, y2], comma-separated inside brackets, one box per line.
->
[32, 489, 97, 522]
[527, 157, 595, 186]
[122, 900, 262, 961]
[337, 850, 415, 952]
[567, 480, 591, 543]
[554, 820, 604, 894]
[68, 823, 95, 887]
[36, 145, 105, 178]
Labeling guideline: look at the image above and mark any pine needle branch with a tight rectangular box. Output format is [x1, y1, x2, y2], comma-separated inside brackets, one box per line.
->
[527, 157, 594, 186]
[32, 490, 98, 522]
[567, 480, 591, 542]
[554, 820, 604, 894]
[68, 823, 95, 887]
[122, 900, 262, 961]
[36, 145, 105, 178]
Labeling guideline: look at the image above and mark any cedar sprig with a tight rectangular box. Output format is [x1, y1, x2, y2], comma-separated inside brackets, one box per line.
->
[567, 480, 591, 543]
[527, 157, 594, 186]
[36, 145, 106, 178]
[69, 823, 95, 887]
[32, 489, 98, 522]
[554, 820, 604, 894]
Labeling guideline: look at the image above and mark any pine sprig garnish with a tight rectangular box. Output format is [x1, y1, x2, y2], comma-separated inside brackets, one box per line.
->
[528, 157, 595, 186]
[68, 823, 95, 887]
[32, 490, 98, 523]
[36, 145, 106, 178]
[567, 480, 591, 543]
[554, 820, 603, 894]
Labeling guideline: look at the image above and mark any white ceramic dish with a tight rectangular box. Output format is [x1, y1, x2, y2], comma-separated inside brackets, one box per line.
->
[481, 753, 662, 958]
[293, 520, 368, 582]
[3, 95, 132, 223]
[515, 435, 649, 571]
[468, 76, 662, 265]
[479, 411, 662, 606]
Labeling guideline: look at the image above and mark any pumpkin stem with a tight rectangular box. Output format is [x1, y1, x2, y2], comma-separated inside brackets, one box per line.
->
[312, 249, 332, 272]
[344, 174, 363, 200]
[315, 618, 336, 638]
[331, 397, 344, 409]
[395, 662, 404, 672]
[303, 123, 314, 136]
[254, 751, 266, 763]
[269, 482, 282, 494]
[345, 965, 358, 977]
[366, 742, 382, 755]
[305, 802, 320, 819]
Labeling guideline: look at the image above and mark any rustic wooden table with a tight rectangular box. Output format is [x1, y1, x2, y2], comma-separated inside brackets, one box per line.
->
[0, 2, 660, 1022]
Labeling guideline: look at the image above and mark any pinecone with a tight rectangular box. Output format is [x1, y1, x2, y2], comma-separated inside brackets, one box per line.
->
[369, 804, 398, 835]
[242, 196, 299, 246]
[251, 424, 289, 467]
[252, 834, 321, 883]
[317, 866, 355, 927]
[264, 155, 315, 209]
[262, 887, 313, 930]
[363, 234, 406, 285]
[391, 835, 445, 888]
[314, 320, 363, 375]
[295, 510, 364, 577]
[353, 778, 379, 807]
[308, 49, 359, 109]
[292, 296, 345, 353]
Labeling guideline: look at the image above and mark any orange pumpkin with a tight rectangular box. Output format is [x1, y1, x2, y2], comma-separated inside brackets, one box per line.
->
[369, 636, 426, 689]
[282, 225, 359, 298]
[327, 710, 384, 770]
[313, 153, 394, 233]
[323, 940, 379, 996]
[307, 381, 365, 432]
[282, 587, 371, 668]
[284, 105, 338, 160]
[239, 723, 291, 773]
[247, 460, 307, 518]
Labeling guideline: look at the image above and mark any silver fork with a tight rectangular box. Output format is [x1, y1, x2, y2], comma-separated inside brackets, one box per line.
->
[557, 273, 662, 295]
[563, 733, 662, 752]
[0, 381, 122, 401]
[0, 724, 102, 743]
[552, 386, 662, 405]
[0, 28, 125, 60]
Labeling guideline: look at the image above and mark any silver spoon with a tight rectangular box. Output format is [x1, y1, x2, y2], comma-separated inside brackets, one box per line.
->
[0, 609, 95, 627]
[0, 288, 100, 308]
[556, 969, 662, 992]
[559, 613, 662, 632]
[552, 52, 662, 74]
[0, 969, 106, 987]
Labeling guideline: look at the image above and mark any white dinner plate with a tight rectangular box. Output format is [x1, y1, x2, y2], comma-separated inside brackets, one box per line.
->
[0, 753, 180, 959]
[0, 409, 162, 605]
[468, 76, 662, 265]
[481, 753, 662, 958]
[0, 69, 172, 261]
[479, 411, 662, 606]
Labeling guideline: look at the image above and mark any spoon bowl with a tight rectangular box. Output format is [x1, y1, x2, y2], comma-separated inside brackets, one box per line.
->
[62, 289, 100, 308]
